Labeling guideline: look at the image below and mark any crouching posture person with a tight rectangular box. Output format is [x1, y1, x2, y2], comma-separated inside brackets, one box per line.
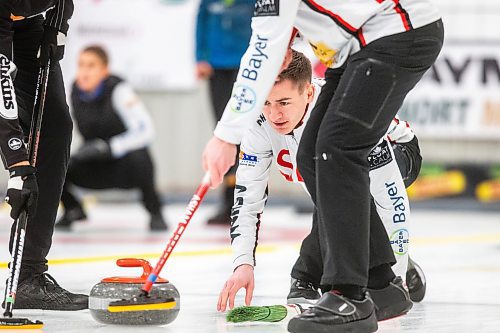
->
[217, 51, 425, 321]
[56, 46, 168, 231]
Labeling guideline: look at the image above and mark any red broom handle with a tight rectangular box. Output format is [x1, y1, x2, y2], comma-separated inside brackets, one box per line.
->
[142, 172, 211, 293]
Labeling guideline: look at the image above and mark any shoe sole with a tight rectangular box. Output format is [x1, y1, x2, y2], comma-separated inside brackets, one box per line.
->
[14, 305, 88, 311]
[14, 301, 88, 311]
[287, 310, 378, 333]
[376, 299, 413, 321]
[287, 297, 319, 305]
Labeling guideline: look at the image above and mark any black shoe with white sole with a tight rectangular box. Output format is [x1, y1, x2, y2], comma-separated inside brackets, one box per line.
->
[6, 273, 88, 310]
[406, 257, 426, 302]
[368, 276, 413, 321]
[287, 278, 321, 305]
[287, 291, 378, 333]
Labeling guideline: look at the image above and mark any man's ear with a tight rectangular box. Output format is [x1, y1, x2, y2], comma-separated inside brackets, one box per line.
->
[306, 83, 314, 103]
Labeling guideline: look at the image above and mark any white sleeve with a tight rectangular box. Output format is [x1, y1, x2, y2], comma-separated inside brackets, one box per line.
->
[214, 0, 301, 144]
[368, 138, 410, 278]
[109, 83, 154, 158]
[230, 125, 273, 270]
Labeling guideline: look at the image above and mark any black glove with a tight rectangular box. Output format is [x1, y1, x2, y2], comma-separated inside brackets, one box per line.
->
[5, 165, 38, 220]
[73, 139, 113, 162]
[38, 26, 65, 67]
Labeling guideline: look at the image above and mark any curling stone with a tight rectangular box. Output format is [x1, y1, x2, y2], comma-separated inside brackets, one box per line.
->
[89, 258, 180, 325]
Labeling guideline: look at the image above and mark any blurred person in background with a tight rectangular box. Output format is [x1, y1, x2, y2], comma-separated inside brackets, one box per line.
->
[195, 0, 254, 225]
[55, 46, 168, 231]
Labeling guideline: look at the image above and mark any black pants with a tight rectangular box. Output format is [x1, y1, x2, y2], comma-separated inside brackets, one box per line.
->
[209, 69, 239, 180]
[291, 136, 422, 287]
[9, 17, 73, 279]
[296, 21, 443, 287]
[61, 148, 162, 216]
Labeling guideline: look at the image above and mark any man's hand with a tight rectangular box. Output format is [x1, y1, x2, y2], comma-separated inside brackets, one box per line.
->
[217, 264, 255, 312]
[196, 61, 213, 80]
[202, 136, 237, 188]
[5, 165, 38, 220]
[38, 26, 65, 67]
[73, 139, 112, 163]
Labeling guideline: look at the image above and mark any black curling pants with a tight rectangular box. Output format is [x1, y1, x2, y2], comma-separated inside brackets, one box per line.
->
[61, 148, 162, 217]
[9, 16, 73, 280]
[295, 21, 443, 288]
[209, 68, 240, 177]
[291, 137, 422, 287]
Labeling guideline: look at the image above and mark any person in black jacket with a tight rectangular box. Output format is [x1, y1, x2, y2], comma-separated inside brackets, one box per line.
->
[56, 45, 168, 231]
[0, 1, 88, 310]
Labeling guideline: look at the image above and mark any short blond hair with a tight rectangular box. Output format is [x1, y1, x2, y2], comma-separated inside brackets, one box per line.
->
[276, 50, 312, 93]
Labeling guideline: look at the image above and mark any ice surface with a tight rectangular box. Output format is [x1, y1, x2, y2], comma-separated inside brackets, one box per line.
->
[0, 203, 499, 332]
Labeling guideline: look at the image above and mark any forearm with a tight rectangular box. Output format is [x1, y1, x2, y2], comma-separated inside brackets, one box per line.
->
[214, 2, 300, 144]
[369, 139, 410, 226]
[0, 54, 28, 168]
[110, 82, 154, 158]
[44, 0, 74, 34]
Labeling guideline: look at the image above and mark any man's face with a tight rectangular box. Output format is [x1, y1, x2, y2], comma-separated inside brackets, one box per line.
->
[263, 79, 314, 135]
[76, 51, 109, 92]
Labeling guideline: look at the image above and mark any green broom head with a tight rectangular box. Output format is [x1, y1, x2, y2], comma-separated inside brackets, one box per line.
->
[226, 305, 288, 323]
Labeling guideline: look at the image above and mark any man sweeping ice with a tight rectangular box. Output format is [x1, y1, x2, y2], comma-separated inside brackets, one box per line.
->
[217, 50, 425, 321]
[203, 1, 442, 331]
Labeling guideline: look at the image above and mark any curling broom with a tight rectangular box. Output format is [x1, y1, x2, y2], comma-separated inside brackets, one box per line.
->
[226, 304, 310, 323]
[1, 61, 51, 329]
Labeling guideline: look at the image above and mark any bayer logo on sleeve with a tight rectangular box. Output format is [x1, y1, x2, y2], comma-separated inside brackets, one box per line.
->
[230, 85, 256, 114]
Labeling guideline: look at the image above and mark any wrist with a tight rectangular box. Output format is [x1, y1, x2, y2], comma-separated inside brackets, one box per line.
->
[235, 264, 254, 272]
[9, 161, 30, 168]
[9, 165, 35, 178]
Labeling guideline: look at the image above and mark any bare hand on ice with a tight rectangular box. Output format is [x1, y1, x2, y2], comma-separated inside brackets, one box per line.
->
[217, 264, 254, 312]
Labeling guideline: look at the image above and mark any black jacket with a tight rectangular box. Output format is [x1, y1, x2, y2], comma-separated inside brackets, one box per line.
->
[0, 0, 73, 168]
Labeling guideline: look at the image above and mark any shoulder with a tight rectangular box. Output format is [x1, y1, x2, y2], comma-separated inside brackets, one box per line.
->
[111, 80, 141, 109]
[241, 116, 272, 151]
[107, 75, 125, 89]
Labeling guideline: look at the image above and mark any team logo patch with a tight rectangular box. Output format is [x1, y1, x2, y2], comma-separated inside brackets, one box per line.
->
[0, 55, 17, 120]
[230, 85, 256, 114]
[390, 229, 409, 256]
[368, 140, 392, 171]
[8, 138, 22, 151]
[239, 151, 258, 167]
[254, 0, 279, 17]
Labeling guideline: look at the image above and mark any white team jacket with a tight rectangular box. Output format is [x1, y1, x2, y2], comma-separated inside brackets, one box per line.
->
[214, 0, 440, 144]
[230, 80, 414, 277]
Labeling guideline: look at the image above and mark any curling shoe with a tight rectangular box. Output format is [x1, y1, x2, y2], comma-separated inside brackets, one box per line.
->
[368, 276, 413, 321]
[288, 291, 377, 333]
[150, 213, 168, 231]
[287, 278, 321, 305]
[55, 207, 87, 229]
[8, 273, 88, 310]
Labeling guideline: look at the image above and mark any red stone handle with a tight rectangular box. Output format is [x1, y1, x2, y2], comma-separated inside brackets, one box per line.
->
[102, 258, 168, 284]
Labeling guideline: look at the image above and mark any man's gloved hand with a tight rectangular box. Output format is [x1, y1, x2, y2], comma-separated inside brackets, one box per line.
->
[5, 165, 38, 220]
[38, 26, 66, 67]
[73, 139, 113, 163]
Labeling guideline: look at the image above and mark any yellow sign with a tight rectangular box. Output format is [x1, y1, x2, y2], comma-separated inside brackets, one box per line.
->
[309, 41, 336, 68]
